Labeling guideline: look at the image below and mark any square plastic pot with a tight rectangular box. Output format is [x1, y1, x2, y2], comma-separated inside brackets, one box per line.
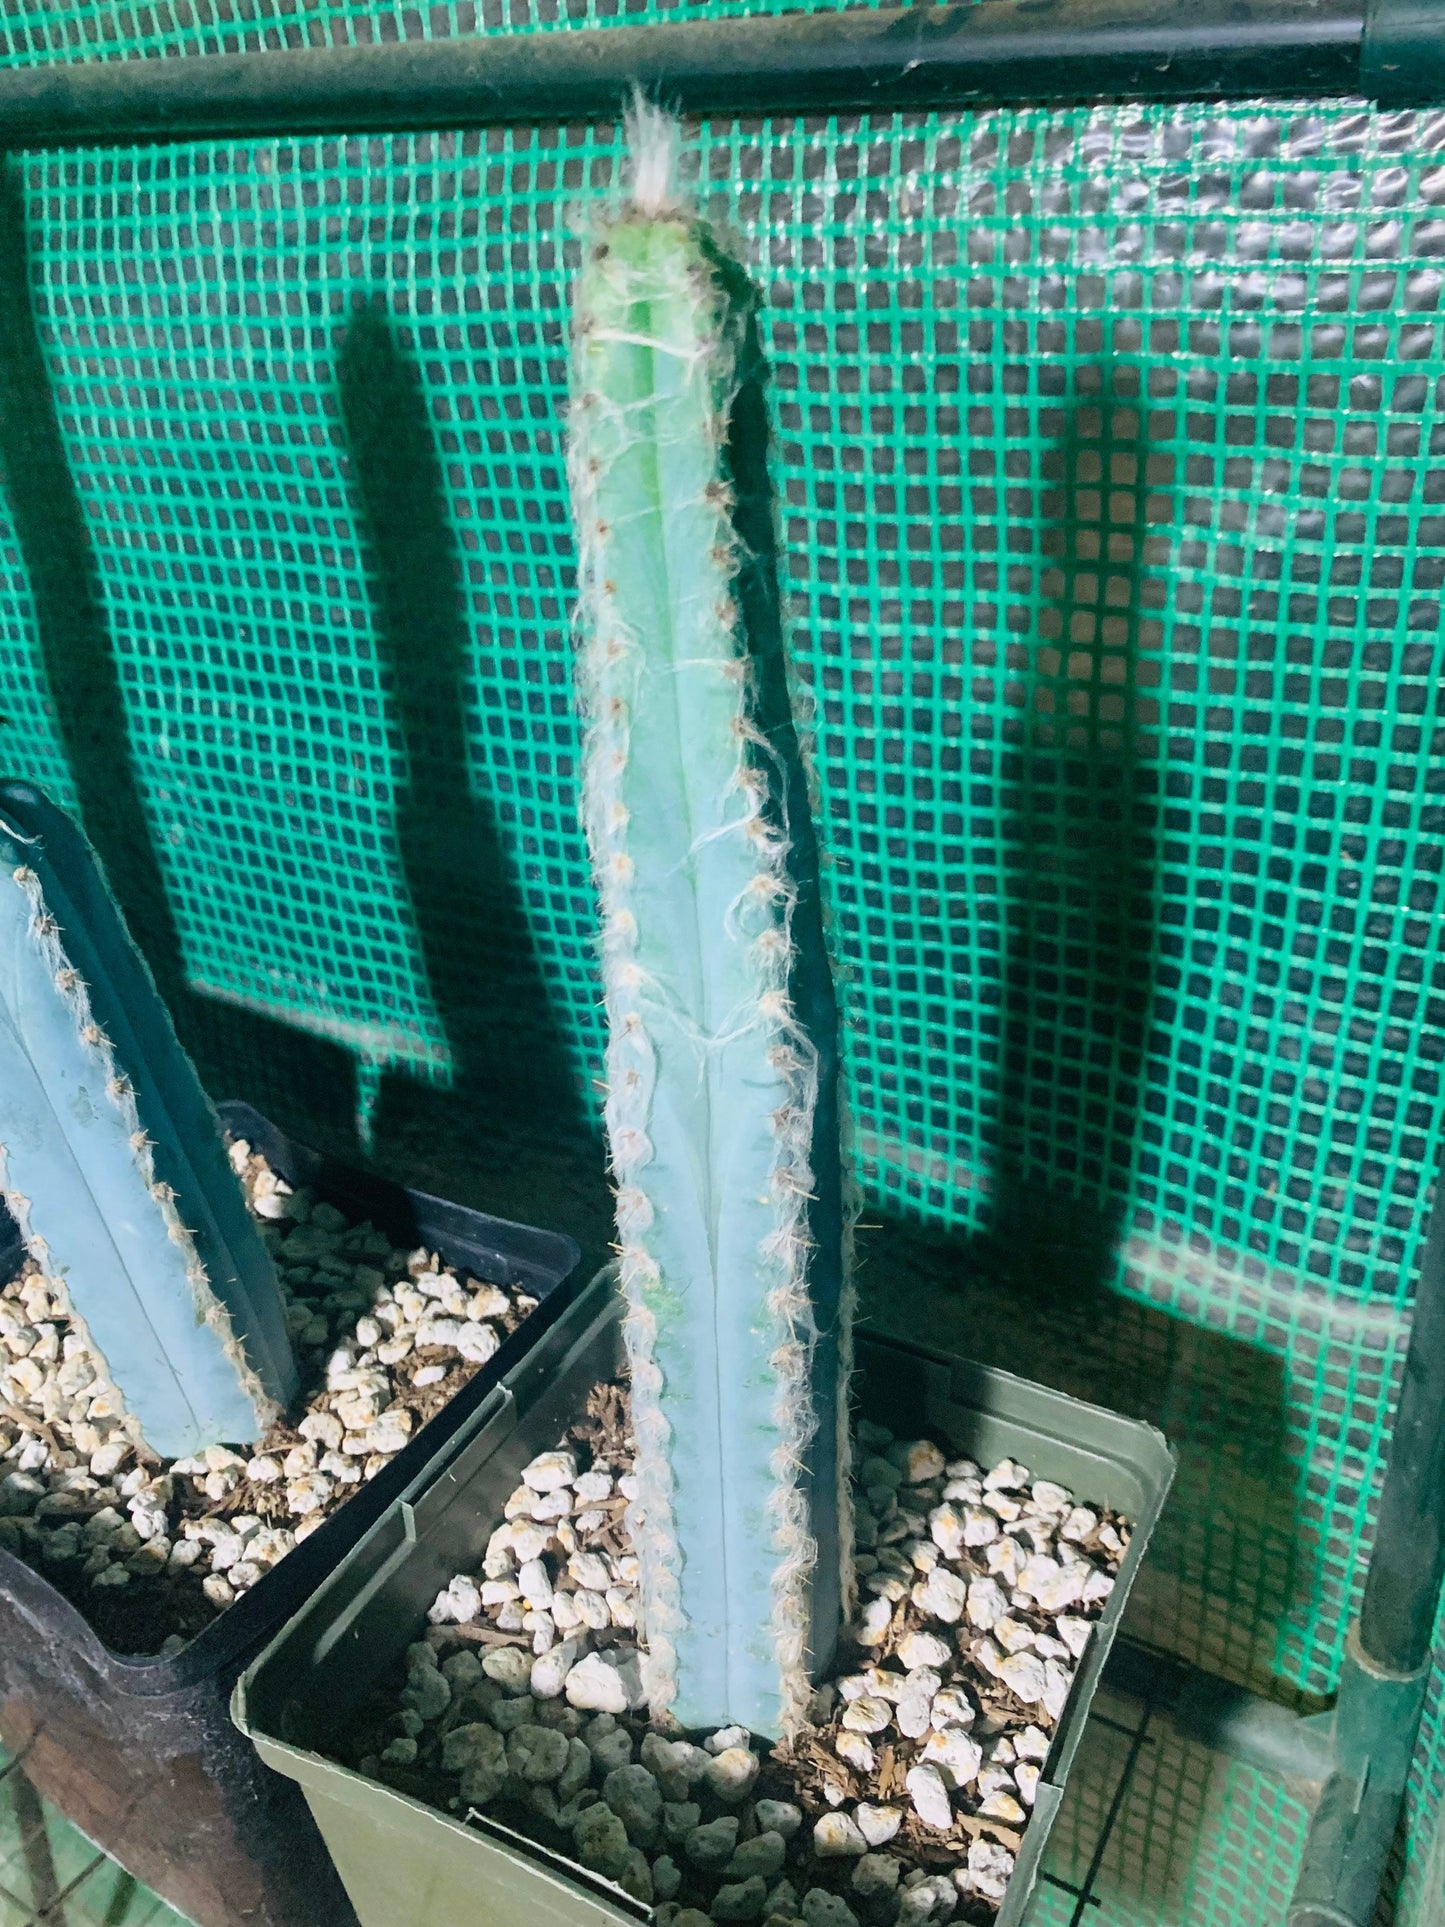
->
[0, 1100, 580, 1927]
[233, 1265, 1175, 1927]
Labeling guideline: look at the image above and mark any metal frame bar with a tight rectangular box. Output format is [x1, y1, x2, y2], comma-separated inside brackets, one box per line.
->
[0, 0, 1393, 151]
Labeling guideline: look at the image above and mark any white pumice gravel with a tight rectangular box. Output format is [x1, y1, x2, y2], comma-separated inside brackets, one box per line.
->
[345, 1379, 1131, 1922]
[0, 1138, 535, 1652]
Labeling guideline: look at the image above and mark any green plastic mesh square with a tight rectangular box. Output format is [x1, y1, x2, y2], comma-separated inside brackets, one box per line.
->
[0, 495, 76, 810]
[1, 9, 1445, 1904]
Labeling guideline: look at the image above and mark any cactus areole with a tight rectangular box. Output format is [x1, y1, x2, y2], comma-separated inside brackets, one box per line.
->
[0, 781, 297, 1461]
[568, 108, 852, 1740]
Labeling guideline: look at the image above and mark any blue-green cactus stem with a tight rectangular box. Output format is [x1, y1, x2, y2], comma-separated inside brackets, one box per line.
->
[0, 781, 297, 1459]
[568, 110, 850, 1740]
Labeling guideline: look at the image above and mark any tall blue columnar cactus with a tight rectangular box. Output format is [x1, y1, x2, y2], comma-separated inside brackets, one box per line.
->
[569, 107, 852, 1739]
[0, 781, 297, 1459]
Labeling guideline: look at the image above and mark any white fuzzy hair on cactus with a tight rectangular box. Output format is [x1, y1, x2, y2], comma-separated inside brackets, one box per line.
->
[625, 91, 682, 218]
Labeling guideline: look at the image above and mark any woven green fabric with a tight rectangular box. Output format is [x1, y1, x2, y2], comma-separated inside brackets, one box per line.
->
[0, 13, 1443, 1913]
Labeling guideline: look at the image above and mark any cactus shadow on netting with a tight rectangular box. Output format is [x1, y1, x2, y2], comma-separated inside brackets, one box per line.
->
[979, 376, 1165, 1309]
[334, 302, 593, 1172]
[0, 160, 355, 1150]
[0, 164, 184, 1010]
[852, 372, 1323, 1702]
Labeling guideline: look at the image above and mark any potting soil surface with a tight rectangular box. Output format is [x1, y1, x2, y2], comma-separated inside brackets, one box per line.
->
[0, 1140, 537, 1654]
[343, 1376, 1131, 1925]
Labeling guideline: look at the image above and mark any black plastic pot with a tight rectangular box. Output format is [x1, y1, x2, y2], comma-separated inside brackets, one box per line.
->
[0, 1100, 580, 1927]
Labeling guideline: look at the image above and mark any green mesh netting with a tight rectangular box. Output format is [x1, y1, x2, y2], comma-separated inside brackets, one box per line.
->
[0, 9, 1443, 1916]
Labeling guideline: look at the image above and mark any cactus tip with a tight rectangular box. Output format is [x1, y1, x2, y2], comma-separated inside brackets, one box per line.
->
[625, 88, 680, 218]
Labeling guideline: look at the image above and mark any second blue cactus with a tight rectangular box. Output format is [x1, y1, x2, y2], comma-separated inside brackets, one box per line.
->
[0, 781, 296, 1460]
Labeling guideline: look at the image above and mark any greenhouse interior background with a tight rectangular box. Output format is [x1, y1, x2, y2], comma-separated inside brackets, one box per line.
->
[0, 4, 1442, 1923]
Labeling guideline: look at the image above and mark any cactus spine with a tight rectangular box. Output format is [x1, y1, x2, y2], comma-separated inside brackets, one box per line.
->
[569, 107, 851, 1739]
[0, 781, 297, 1459]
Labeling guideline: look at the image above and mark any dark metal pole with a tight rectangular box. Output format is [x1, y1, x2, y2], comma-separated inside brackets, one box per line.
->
[1290, 1139, 1445, 1927]
[1358, 1152, 1445, 1675]
[0, 0, 1367, 150]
